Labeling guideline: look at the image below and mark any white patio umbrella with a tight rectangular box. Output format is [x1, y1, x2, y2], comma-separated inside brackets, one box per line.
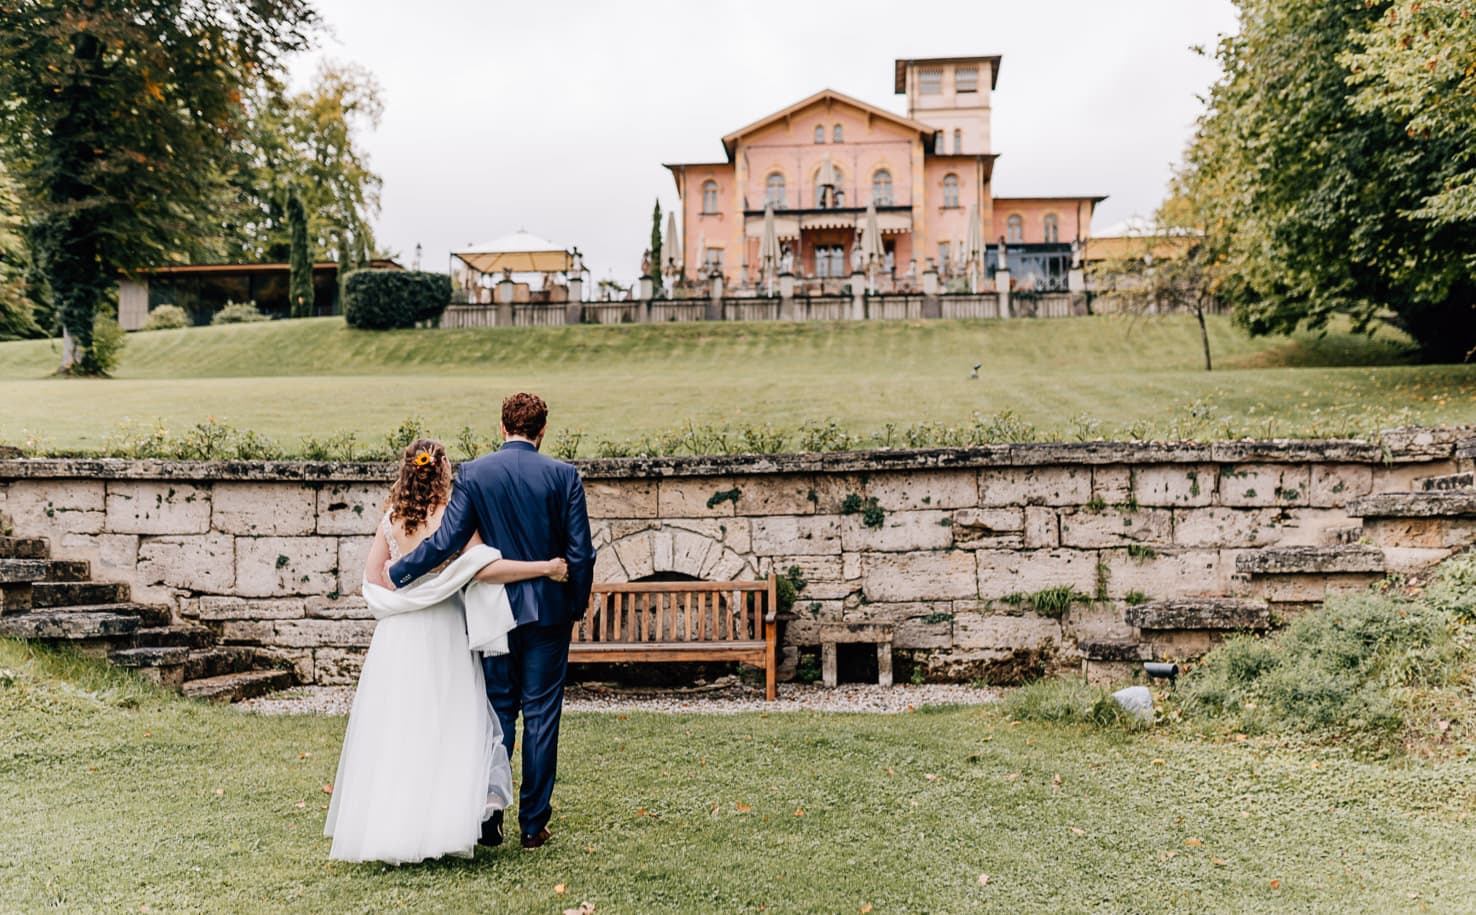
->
[862, 200, 885, 292]
[664, 210, 681, 274]
[966, 205, 985, 292]
[696, 231, 706, 275]
[759, 203, 781, 294]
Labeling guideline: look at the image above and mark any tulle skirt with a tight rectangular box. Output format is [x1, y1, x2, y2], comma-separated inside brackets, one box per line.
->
[324, 599, 513, 865]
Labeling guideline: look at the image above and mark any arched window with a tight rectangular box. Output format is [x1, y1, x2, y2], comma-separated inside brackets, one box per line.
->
[766, 173, 786, 208]
[1043, 214, 1060, 243]
[1007, 214, 1024, 244]
[701, 180, 719, 214]
[953, 129, 963, 154]
[833, 124, 844, 143]
[942, 173, 959, 208]
[872, 170, 893, 206]
[814, 125, 825, 144]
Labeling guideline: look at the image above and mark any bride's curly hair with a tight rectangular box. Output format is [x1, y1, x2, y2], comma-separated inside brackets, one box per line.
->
[386, 438, 452, 536]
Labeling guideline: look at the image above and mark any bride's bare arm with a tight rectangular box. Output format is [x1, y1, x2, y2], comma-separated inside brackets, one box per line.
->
[363, 528, 392, 588]
[466, 530, 568, 584]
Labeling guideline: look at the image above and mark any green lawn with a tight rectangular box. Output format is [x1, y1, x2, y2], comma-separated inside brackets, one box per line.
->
[3, 641, 1474, 913]
[2, 315, 1473, 456]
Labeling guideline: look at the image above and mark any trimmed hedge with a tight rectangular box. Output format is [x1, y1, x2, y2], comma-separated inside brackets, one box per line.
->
[343, 269, 451, 330]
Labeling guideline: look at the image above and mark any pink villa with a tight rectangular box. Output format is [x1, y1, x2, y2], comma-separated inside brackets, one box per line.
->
[665, 55, 1105, 292]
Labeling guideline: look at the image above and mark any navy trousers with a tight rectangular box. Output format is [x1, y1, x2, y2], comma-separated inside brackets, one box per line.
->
[483, 622, 573, 838]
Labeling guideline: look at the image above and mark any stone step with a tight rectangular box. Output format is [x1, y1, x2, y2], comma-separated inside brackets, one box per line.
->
[0, 537, 48, 559]
[31, 581, 130, 608]
[1419, 472, 1474, 492]
[35, 602, 172, 627]
[1235, 545, 1386, 576]
[184, 647, 265, 681]
[1350, 491, 1476, 519]
[0, 559, 48, 584]
[0, 610, 140, 640]
[1077, 638, 1150, 662]
[110, 645, 191, 669]
[40, 559, 91, 582]
[134, 624, 216, 649]
[181, 669, 292, 703]
[1126, 598, 1271, 631]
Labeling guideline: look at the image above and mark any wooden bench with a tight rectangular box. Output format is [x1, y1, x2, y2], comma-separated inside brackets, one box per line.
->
[570, 576, 779, 701]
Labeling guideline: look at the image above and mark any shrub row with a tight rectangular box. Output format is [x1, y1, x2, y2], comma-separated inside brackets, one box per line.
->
[343, 269, 450, 330]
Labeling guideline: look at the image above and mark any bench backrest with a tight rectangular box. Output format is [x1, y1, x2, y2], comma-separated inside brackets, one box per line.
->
[577, 576, 776, 646]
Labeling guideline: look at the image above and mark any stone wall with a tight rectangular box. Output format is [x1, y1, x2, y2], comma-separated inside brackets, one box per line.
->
[2, 426, 1470, 685]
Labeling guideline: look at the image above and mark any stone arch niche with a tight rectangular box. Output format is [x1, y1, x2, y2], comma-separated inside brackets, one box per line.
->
[595, 525, 756, 585]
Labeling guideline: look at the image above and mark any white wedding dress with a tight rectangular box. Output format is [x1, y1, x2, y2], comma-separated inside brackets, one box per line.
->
[324, 515, 517, 865]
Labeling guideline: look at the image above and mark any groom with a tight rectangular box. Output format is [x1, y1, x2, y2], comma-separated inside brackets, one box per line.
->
[386, 392, 595, 850]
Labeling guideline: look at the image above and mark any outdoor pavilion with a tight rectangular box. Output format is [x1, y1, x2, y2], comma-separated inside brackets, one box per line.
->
[451, 230, 581, 304]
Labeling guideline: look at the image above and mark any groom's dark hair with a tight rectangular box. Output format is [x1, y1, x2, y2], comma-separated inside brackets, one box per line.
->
[502, 392, 548, 439]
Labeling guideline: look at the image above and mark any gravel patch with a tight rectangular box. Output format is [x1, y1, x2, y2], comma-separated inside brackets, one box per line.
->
[240, 680, 999, 716]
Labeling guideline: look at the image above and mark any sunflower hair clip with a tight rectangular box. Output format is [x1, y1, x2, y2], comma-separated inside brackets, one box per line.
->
[412, 451, 435, 468]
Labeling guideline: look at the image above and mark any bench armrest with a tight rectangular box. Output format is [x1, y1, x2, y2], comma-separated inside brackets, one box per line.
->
[764, 609, 778, 624]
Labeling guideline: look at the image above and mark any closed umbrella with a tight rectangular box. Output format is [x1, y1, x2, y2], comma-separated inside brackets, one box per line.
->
[862, 200, 885, 293]
[966, 205, 984, 291]
[759, 203, 780, 293]
[665, 210, 681, 273]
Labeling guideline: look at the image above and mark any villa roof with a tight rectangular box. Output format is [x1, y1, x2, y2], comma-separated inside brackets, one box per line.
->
[894, 56, 1003, 93]
[719, 88, 939, 160]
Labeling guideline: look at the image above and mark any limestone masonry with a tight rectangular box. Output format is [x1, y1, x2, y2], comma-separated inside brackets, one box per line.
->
[3, 426, 1474, 686]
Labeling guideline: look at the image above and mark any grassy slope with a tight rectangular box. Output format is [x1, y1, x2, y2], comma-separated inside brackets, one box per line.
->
[1, 315, 1473, 454]
[2, 641, 1474, 913]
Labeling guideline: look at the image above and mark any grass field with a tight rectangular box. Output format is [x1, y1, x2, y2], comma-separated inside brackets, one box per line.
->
[1, 315, 1474, 456]
[3, 640, 1474, 913]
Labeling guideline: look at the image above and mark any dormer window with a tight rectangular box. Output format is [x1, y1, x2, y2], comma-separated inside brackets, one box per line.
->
[814, 125, 824, 144]
[956, 67, 979, 93]
[833, 124, 844, 143]
[918, 68, 942, 95]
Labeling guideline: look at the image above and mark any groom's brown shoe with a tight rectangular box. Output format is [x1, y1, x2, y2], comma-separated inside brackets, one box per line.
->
[478, 810, 504, 847]
[520, 828, 552, 849]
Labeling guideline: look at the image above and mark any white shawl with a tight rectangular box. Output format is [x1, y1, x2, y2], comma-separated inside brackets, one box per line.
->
[361, 545, 517, 656]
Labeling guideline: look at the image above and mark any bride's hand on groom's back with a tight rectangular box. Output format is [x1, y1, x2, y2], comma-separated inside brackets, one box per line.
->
[545, 558, 569, 583]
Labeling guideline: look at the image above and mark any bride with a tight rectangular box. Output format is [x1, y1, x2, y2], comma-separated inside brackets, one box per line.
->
[325, 437, 568, 865]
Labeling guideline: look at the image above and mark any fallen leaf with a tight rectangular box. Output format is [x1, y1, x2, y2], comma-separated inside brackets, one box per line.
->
[1234, 734, 1247, 742]
[213, 788, 224, 797]
[636, 807, 648, 817]
[295, 801, 306, 809]
[1151, 758, 1166, 765]
[1159, 850, 1178, 861]
[861, 905, 873, 913]
[1185, 838, 1203, 847]
[1071, 827, 1086, 836]
[322, 784, 333, 795]
[562, 904, 595, 915]
[794, 807, 805, 817]
[1004, 772, 1020, 782]
[554, 883, 566, 895]
[735, 802, 752, 813]
[298, 752, 311, 759]
[925, 773, 938, 781]
[978, 873, 990, 885]
[1212, 857, 1227, 866]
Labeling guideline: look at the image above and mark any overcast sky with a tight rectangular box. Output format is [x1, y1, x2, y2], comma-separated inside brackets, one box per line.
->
[291, 0, 1240, 286]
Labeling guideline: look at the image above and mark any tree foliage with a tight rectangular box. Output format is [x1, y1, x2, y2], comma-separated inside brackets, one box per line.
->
[648, 199, 663, 295]
[287, 190, 313, 317]
[1180, 0, 1476, 362]
[0, 0, 317, 373]
[0, 163, 44, 341]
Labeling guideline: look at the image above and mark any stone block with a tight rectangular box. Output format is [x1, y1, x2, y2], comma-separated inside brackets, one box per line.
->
[1125, 598, 1270, 631]
[1235, 545, 1385, 575]
[218, 620, 274, 644]
[105, 482, 211, 535]
[235, 537, 338, 597]
[211, 483, 315, 535]
[735, 475, 819, 516]
[1219, 464, 1311, 507]
[1309, 464, 1374, 508]
[1104, 548, 1226, 600]
[7, 480, 104, 514]
[1272, 509, 1367, 547]
[1058, 507, 1172, 548]
[137, 533, 236, 593]
[1372, 460, 1456, 493]
[1251, 573, 1382, 603]
[594, 547, 626, 583]
[1362, 517, 1476, 550]
[951, 508, 1025, 549]
[313, 647, 366, 685]
[1132, 465, 1215, 507]
[658, 477, 741, 518]
[700, 545, 754, 582]
[862, 551, 978, 601]
[842, 552, 862, 580]
[257, 647, 314, 684]
[273, 618, 376, 649]
[194, 596, 305, 621]
[841, 510, 952, 552]
[752, 516, 841, 557]
[976, 549, 1097, 599]
[586, 480, 659, 519]
[97, 534, 140, 575]
[660, 529, 714, 578]
[952, 613, 1061, 651]
[1381, 547, 1455, 574]
[1023, 507, 1060, 548]
[315, 483, 384, 535]
[611, 534, 654, 580]
[337, 536, 374, 596]
[305, 595, 372, 619]
[664, 518, 751, 555]
[893, 617, 953, 649]
[1172, 507, 1283, 548]
[1091, 466, 1134, 503]
[978, 467, 1090, 507]
[768, 555, 847, 598]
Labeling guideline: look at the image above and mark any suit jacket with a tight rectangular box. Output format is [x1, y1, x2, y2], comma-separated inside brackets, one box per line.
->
[388, 440, 595, 627]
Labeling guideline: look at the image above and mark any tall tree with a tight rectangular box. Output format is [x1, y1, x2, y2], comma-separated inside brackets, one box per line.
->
[287, 191, 313, 317]
[648, 199, 663, 297]
[0, 0, 317, 373]
[0, 163, 44, 341]
[1180, 0, 1476, 362]
[225, 61, 383, 264]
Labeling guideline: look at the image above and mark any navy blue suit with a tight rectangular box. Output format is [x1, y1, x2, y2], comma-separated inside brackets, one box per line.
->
[388, 439, 595, 839]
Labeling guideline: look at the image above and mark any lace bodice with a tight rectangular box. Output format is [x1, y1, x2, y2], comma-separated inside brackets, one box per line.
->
[381, 512, 402, 561]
